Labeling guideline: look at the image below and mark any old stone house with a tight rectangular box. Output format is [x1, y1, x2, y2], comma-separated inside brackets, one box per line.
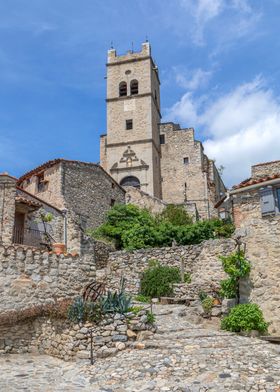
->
[100, 42, 226, 219]
[230, 160, 280, 333]
[0, 173, 64, 249]
[0, 159, 125, 253]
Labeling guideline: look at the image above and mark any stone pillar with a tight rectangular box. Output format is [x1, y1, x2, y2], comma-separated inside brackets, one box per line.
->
[0, 173, 17, 245]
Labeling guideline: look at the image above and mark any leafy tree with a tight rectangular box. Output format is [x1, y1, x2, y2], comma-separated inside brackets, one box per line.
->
[158, 204, 192, 226]
[90, 204, 234, 251]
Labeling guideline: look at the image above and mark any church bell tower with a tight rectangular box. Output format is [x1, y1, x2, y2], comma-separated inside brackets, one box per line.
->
[100, 42, 162, 198]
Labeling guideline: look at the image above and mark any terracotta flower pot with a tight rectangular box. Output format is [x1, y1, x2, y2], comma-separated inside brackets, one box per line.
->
[213, 298, 221, 306]
[52, 243, 66, 255]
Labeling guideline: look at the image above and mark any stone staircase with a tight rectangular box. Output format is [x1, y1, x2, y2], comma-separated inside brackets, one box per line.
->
[130, 304, 269, 352]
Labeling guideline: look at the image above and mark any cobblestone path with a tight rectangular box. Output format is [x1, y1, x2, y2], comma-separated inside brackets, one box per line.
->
[0, 305, 280, 391]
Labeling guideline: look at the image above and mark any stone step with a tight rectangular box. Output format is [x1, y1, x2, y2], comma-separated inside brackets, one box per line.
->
[130, 338, 269, 352]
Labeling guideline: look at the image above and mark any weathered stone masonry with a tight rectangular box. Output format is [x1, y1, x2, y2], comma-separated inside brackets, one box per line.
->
[0, 240, 96, 313]
[97, 239, 235, 295]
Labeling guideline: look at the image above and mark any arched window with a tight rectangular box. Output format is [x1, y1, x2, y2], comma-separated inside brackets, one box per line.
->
[120, 176, 140, 188]
[119, 81, 127, 97]
[130, 80, 138, 95]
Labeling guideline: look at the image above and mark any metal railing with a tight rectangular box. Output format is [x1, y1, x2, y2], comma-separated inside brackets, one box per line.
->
[12, 226, 51, 249]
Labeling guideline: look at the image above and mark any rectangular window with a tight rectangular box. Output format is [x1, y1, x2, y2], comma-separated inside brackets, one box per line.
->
[183, 157, 189, 165]
[260, 187, 276, 215]
[160, 134, 165, 145]
[37, 172, 47, 193]
[110, 198, 116, 207]
[126, 119, 133, 130]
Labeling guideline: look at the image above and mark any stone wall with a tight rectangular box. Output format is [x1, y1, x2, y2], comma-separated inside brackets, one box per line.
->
[16, 188, 64, 246]
[18, 160, 126, 253]
[232, 188, 280, 334]
[0, 311, 156, 360]
[124, 186, 166, 215]
[0, 240, 96, 313]
[159, 123, 225, 219]
[0, 174, 17, 245]
[251, 160, 280, 179]
[97, 239, 235, 295]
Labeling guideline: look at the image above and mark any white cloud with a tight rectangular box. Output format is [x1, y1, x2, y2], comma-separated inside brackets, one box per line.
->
[180, 0, 224, 44]
[174, 67, 212, 90]
[164, 77, 280, 187]
[178, 0, 260, 46]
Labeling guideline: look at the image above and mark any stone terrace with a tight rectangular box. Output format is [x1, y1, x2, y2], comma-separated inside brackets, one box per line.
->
[1, 305, 279, 392]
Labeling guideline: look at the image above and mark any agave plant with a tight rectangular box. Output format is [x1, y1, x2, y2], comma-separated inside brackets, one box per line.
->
[67, 297, 86, 323]
[101, 277, 131, 314]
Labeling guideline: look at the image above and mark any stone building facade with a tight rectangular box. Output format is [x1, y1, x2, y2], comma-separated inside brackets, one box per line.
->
[0, 173, 64, 248]
[17, 159, 125, 252]
[100, 42, 226, 219]
[230, 160, 280, 334]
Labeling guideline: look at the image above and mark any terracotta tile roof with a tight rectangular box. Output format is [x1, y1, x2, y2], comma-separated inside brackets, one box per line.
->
[233, 174, 280, 190]
[16, 187, 63, 213]
[17, 158, 125, 192]
[15, 195, 42, 208]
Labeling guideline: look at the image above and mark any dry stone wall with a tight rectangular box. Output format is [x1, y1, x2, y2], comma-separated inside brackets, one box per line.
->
[0, 241, 96, 313]
[97, 239, 235, 295]
[0, 311, 156, 360]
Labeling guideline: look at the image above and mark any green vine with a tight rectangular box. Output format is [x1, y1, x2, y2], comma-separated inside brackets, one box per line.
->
[219, 251, 250, 300]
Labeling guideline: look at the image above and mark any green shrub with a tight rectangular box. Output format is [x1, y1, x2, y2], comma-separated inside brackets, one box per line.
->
[201, 296, 214, 316]
[134, 294, 151, 303]
[221, 303, 268, 333]
[219, 251, 251, 299]
[140, 261, 181, 298]
[158, 204, 192, 226]
[198, 291, 208, 302]
[184, 272, 191, 283]
[128, 305, 144, 315]
[220, 277, 237, 299]
[67, 297, 102, 324]
[146, 311, 156, 324]
[90, 204, 234, 251]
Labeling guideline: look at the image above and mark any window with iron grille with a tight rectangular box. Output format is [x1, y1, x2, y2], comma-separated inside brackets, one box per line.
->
[183, 157, 189, 165]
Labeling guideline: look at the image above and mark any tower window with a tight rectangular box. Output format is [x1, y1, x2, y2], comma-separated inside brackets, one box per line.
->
[183, 157, 189, 165]
[160, 134, 165, 145]
[119, 81, 127, 97]
[126, 119, 133, 130]
[130, 80, 138, 95]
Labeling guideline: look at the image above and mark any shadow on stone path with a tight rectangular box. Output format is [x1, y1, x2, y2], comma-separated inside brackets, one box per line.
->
[0, 305, 279, 392]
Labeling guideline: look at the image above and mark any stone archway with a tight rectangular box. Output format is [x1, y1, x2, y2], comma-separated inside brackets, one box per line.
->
[120, 176, 140, 188]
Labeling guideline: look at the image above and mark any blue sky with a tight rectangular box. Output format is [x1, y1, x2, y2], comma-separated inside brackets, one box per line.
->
[1, 0, 280, 186]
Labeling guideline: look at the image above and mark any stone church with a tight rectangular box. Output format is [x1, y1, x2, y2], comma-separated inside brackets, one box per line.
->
[100, 42, 226, 219]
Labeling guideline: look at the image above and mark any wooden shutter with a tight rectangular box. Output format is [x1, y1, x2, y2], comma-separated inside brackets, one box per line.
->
[259, 187, 275, 215]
